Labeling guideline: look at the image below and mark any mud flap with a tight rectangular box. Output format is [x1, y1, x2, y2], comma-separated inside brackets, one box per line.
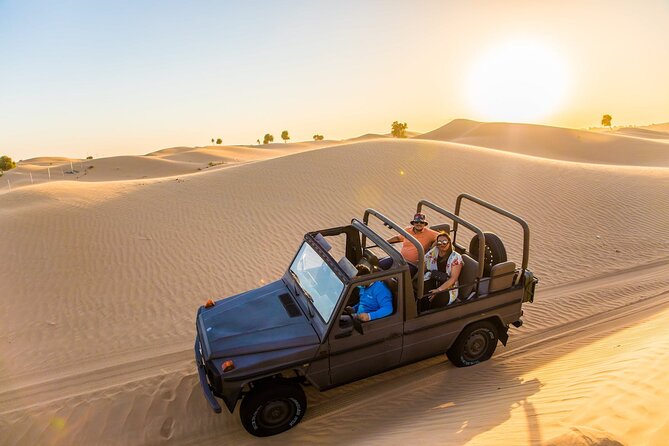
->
[499, 326, 509, 346]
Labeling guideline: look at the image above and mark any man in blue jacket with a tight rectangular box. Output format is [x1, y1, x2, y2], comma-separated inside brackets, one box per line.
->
[350, 259, 393, 322]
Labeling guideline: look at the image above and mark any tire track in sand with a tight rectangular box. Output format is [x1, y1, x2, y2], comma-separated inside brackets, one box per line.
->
[2, 258, 669, 416]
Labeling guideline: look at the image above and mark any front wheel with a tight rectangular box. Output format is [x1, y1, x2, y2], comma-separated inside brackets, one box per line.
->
[447, 321, 499, 367]
[240, 380, 307, 437]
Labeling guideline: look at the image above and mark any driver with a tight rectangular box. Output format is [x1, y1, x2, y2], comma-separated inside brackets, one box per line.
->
[348, 259, 393, 322]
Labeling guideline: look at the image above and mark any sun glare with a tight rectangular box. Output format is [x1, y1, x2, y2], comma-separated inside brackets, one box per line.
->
[466, 40, 569, 122]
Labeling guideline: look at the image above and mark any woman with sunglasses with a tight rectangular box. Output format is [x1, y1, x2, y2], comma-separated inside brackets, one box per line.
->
[422, 232, 463, 308]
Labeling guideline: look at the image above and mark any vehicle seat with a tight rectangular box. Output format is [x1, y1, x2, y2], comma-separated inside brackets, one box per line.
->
[457, 254, 480, 300]
[383, 277, 399, 314]
[430, 253, 479, 308]
[430, 223, 451, 234]
[487, 261, 516, 293]
[361, 249, 380, 272]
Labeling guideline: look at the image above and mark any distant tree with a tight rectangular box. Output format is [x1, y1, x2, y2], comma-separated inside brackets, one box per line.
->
[211, 138, 214, 144]
[601, 114, 612, 130]
[391, 121, 408, 138]
[263, 133, 274, 145]
[216, 138, 222, 145]
[0, 155, 16, 172]
[86, 156, 93, 160]
[281, 130, 290, 143]
[256, 139, 261, 145]
[313, 134, 324, 141]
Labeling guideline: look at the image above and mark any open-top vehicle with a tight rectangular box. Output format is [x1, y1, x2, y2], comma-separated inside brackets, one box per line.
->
[194, 194, 538, 436]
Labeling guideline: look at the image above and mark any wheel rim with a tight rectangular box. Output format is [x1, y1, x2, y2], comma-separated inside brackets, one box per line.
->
[258, 399, 296, 430]
[463, 329, 489, 361]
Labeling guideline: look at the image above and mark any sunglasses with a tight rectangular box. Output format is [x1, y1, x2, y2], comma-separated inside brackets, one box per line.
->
[413, 222, 427, 226]
[436, 240, 450, 246]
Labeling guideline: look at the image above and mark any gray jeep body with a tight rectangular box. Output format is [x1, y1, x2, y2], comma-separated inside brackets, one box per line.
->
[194, 194, 537, 435]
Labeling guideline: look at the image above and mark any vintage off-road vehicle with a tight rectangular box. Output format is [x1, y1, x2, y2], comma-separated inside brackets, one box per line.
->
[194, 194, 538, 437]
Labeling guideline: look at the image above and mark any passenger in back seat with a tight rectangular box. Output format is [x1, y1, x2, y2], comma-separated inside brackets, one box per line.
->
[379, 213, 438, 276]
[423, 232, 463, 307]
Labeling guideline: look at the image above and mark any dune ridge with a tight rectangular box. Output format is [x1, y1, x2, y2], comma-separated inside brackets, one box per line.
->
[417, 119, 669, 167]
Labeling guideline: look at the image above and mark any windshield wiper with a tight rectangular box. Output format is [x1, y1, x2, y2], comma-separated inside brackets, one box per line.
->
[290, 270, 315, 318]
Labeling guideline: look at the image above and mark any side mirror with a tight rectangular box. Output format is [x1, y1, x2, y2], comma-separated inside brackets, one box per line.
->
[335, 315, 354, 338]
[341, 307, 364, 336]
[339, 314, 353, 329]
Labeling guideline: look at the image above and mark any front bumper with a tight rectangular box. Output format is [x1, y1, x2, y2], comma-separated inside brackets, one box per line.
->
[194, 336, 222, 413]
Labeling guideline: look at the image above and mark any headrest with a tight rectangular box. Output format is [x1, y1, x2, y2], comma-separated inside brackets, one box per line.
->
[362, 249, 380, 271]
[430, 223, 451, 234]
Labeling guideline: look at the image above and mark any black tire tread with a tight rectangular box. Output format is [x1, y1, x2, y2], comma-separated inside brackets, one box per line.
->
[447, 320, 499, 367]
[239, 379, 307, 437]
[469, 232, 507, 276]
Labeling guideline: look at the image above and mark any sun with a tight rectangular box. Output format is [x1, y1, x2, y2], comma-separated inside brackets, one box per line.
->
[466, 40, 569, 122]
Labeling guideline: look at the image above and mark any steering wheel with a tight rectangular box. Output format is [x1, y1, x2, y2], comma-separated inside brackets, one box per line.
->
[343, 306, 364, 335]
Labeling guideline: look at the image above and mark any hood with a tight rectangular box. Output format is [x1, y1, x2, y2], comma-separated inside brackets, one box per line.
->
[197, 280, 320, 360]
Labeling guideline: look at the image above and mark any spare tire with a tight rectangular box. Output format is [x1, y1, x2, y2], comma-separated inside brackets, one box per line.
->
[469, 232, 507, 276]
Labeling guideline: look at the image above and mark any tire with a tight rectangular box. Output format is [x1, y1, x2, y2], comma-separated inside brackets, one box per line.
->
[469, 232, 507, 276]
[447, 320, 499, 367]
[240, 380, 307, 437]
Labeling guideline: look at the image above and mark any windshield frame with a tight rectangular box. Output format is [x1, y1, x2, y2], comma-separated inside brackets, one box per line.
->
[288, 235, 349, 324]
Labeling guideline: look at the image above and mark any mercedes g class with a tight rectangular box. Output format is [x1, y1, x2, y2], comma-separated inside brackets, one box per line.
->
[194, 194, 538, 437]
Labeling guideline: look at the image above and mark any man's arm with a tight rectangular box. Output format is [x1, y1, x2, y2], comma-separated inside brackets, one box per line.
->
[387, 235, 402, 244]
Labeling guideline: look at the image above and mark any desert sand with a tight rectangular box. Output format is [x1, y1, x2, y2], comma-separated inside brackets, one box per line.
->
[2, 121, 669, 445]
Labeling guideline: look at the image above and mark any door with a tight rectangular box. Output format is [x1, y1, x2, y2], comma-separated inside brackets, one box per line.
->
[327, 274, 403, 385]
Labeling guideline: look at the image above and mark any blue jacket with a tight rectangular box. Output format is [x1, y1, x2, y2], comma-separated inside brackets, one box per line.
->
[353, 281, 393, 321]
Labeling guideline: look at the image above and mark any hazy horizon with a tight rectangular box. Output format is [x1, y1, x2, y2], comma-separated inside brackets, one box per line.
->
[2, 0, 669, 161]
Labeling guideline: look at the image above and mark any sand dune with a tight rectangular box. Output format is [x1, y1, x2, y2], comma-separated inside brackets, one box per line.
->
[1, 142, 333, 193]
[641, 122, 669, 133]
[613, 127, 669, 140]
[347, 131, 421, 142]
[417, 119, 669, 167]
[346, 133, 389, 141]
[2, 122, 669, 445]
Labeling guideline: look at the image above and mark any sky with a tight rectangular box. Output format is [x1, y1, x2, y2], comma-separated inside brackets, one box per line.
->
[1, 0, 668, 161]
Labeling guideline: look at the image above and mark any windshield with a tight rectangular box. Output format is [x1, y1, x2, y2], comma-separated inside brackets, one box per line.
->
[290, 242, 344, 323]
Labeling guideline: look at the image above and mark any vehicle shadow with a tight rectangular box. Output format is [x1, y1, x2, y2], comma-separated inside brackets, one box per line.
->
[283, 358, 545, 445]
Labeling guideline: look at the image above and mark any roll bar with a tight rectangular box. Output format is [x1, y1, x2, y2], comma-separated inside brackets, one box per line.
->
[416, 200, 486, 279]
[454, 193, 530, 270]
[360, 208, 425, 299]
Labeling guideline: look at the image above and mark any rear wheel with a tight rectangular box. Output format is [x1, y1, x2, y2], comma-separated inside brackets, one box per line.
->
[447, 321, 499, 367]
[240, 380, 306, 437]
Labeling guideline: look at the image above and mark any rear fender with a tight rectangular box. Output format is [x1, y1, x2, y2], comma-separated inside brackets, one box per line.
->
[478, 316, 509, 346]
[492, 317, 509, 346]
